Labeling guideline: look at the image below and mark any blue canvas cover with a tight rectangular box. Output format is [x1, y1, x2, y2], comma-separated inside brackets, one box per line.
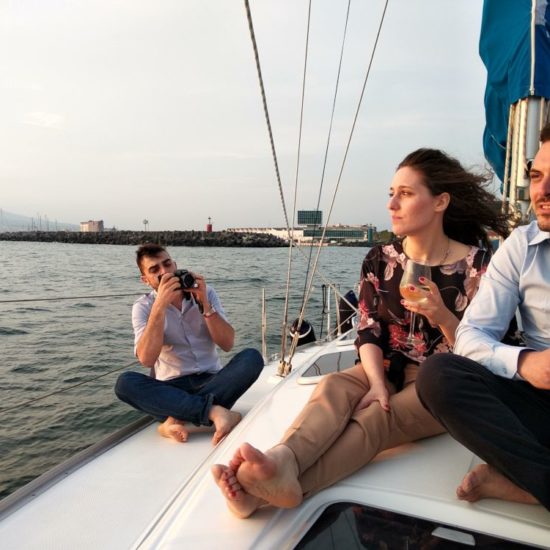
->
[480, 0, 550, 180]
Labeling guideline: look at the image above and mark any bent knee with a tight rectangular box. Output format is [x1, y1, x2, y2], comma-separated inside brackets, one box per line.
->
[114, 371, 142, 398]
[416, 354, 467, 415]
[240, 348, 264, 377]
[244, 348, 263, 368]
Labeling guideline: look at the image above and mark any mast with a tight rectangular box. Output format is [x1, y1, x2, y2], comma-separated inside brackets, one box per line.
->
[480, 0, 550, 226]
[503, 97, 549, 224]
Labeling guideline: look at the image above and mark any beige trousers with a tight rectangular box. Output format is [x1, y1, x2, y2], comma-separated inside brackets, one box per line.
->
[280, 363, 445, 497]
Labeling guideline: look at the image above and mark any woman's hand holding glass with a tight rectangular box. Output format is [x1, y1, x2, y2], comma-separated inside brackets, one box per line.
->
[401, 277, 451, 327]
[399, 261, 431, 346]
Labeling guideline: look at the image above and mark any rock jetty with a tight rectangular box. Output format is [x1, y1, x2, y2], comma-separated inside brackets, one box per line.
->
[0, 230, 287, 247]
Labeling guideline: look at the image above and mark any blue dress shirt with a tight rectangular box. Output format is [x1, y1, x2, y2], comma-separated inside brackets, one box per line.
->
[455, 221, 550, 378]
[132, 285, 227, 380]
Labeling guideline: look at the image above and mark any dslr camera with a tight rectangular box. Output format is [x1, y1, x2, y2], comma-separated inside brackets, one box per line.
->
[174, 269, 197, 291]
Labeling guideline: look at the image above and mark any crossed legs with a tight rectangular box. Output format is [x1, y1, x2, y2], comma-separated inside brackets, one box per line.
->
[416, 353, 550, 510]
[213, 363, 444, 516]
[116, 348, 263, 444]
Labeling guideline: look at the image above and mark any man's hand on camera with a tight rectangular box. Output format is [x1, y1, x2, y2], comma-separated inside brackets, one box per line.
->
[189, 273, 209, 309]
[156, 273, 182, 308]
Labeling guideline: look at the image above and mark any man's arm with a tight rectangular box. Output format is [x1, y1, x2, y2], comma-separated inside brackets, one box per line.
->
[454, 230, 524, 378]
[135, 275, 181, 367]
[191, 275, 234, 352]
[203, 308, 235, 352]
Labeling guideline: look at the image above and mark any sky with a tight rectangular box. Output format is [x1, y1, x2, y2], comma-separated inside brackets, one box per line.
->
[0, 0, 489, 232]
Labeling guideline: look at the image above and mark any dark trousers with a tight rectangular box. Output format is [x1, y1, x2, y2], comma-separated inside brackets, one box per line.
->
[115, 348, 263, 426]
[416, 353, 550, 511]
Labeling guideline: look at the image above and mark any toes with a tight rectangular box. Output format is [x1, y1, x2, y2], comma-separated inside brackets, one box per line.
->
[240, 442, 266, 464]
[229, 456, 244, 471]
[211, 464, 224, 483]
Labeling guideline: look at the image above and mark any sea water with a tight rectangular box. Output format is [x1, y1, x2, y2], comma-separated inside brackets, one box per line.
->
[0, 241, 367, 499]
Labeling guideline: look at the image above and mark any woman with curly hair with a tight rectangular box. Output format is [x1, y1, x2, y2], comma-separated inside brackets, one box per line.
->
[212, 148, 512, 517]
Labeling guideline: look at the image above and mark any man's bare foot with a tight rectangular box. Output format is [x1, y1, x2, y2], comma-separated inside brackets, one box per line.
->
[457, 464, 539, 505]
[211, 464, 264, 518]
[235, 443, 303, 508]
[209, 405, 242, 445]
[158, 416, 189, 443]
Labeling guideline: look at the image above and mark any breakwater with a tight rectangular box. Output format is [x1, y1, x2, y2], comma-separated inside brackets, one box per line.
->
[0, 230, 287, 247]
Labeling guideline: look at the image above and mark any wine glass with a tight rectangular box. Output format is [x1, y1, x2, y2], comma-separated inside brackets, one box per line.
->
[399, 260, 432, 347]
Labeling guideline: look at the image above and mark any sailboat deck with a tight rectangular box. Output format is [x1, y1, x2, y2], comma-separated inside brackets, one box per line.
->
[1, 339, 549, 549]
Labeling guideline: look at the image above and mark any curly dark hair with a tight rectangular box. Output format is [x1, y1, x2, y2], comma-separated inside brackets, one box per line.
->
[397, 148, 510, 249]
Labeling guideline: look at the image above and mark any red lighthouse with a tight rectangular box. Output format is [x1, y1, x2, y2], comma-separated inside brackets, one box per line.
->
[206, 216, 213, 233]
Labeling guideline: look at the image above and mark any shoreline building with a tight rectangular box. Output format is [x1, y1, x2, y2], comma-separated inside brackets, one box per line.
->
[228, 210, 376, 245]
[80, 220, 104, 232]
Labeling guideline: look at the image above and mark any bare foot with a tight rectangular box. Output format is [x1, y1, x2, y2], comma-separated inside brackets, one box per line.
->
[235, 443, 303, 508]
[158, 416, 189, 443]
[209, 405, 242, 445]
[211, 464, 264, 518]
[457, 464, 539, 505]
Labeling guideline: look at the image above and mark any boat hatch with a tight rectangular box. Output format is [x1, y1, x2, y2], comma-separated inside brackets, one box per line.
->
[298, 349, 357, 381]
[294, 502, 538, 549]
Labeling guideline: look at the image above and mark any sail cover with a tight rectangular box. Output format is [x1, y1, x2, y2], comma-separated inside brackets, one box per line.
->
[480, 0, 550, 180]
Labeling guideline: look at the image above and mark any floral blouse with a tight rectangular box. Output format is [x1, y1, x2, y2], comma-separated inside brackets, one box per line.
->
[355, 239, 491, 371]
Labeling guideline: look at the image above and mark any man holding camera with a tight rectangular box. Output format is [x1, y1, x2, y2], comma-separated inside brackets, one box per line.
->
[115, 243, 263, 445]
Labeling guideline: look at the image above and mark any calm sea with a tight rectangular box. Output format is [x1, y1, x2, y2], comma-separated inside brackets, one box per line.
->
[0, 241, 367, 499]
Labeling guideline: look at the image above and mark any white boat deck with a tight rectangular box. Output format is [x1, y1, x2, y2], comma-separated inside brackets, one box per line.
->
[1, 338, 549, 549]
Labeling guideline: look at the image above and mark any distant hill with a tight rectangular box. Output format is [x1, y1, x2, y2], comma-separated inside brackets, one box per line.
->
[0, 209, 79, 232]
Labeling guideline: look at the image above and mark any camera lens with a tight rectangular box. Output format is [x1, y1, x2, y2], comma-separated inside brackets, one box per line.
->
[174, 269, 196, 290]
[181, 272, 195, 288]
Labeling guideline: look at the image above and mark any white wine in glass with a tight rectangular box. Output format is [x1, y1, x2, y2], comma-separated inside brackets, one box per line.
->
[399, 260, 432, 347]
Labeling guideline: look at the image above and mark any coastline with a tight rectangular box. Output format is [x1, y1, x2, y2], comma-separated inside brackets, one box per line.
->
[0, 230, 379, 247]
[0, 230, 287, 247]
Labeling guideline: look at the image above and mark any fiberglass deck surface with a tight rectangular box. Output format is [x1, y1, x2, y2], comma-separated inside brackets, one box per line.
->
[2, 340, 550, 550]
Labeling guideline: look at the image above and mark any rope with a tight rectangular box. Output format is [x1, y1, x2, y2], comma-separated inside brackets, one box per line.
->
[243, 0, 291, 232]
[0, 360, 138, 413]
[286, 0, 389, 369]
[0, 293, 142, 304]
[243, 0, 316, 369]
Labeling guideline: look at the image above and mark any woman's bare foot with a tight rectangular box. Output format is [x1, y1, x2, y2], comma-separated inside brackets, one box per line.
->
[211, 464, 264, 518]
[235, 443, 303, 508]
[209, 405, 242, 445]
[158, 416, 189, 443]
[457, 464, 539, 505]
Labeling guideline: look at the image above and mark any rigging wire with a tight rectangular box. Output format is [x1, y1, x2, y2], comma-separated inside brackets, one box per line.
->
[287, 0, 390, 368]
[243, 0, 291, 232]
[243, 0, 363, 373]
[243, 0, 315, 367]
[301, 0, 352, 303]
[279, 0, 313, 365]
[0, 360, 138, 413]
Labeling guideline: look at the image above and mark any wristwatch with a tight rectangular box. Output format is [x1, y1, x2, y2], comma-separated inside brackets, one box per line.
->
[203, 305, 217, 318]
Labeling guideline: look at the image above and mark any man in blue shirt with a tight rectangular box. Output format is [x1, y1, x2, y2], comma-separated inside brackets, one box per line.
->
[115, 243, 263, 445]
[417, 124, 550, 511]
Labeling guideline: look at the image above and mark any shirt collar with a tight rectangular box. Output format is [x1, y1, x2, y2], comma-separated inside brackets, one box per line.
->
[527, 220, 550, 245]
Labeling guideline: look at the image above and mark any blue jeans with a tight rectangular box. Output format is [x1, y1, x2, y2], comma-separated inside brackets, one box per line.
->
[115, 348, 263, 426]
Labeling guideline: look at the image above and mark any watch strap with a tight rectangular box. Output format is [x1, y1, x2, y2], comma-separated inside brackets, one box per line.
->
[203, 305, 217, 318]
